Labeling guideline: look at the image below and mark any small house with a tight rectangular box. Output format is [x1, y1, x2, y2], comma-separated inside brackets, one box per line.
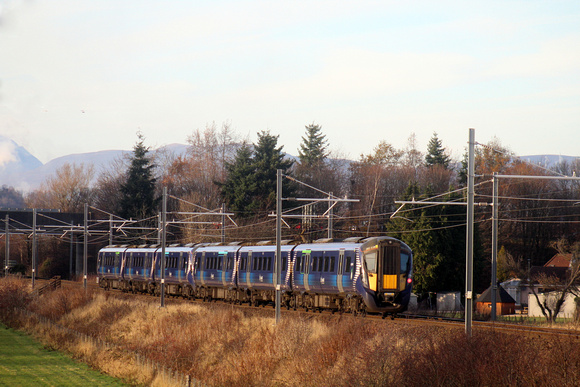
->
[476, 285, 516, 315]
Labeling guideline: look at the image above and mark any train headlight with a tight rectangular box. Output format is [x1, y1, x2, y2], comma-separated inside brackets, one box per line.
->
[407, 278, 412, 284]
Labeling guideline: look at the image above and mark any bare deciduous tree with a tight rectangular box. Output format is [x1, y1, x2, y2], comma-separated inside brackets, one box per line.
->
[530, 239, 580, 323]
[27, 162, 94, 212]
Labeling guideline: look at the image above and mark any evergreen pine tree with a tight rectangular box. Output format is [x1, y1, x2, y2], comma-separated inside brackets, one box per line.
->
[425, 132, 451, 169]
[119, 133, 159, 221]
[220, 143, 256, 216]
[251, 131, 294, 212]
[298, 123, 328, 166]
[387, 183, 478, 297]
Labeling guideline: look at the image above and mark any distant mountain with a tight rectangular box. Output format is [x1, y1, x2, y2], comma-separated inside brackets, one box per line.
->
[1, 140, 189, 192]
[520, 155, 579, 168]
[1, 135, 578, 192]
[0, 136, 43, 191]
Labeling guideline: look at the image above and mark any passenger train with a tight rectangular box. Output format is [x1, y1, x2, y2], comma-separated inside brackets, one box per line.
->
[96, 236, 413, 316]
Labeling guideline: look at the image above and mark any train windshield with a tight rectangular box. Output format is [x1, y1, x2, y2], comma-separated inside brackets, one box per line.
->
[365, 250, 377, 273]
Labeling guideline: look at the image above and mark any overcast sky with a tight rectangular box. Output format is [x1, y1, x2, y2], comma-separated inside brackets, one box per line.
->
[0, 0, 579, 164]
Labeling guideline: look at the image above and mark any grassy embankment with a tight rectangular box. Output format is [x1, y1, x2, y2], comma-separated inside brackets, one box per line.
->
[0, 322, 127, 386]
[3, 276, 580, 386]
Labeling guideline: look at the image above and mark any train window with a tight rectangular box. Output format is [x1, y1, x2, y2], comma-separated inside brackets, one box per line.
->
[267, 256, 272, 271]
[311, 256, 317, 272]
[252, 256, 258, 271]
[323, 256, 329, 272]
[295, 256, 301, 273]
[282, 256, 287, 271]
[330, 257, 336, 272]
[401, 253, 410, 274]
[345, 256, 352, 274]
[365, 250, 377, 273]
[218, 256, 223, 271]
[241, 256, 246, 271]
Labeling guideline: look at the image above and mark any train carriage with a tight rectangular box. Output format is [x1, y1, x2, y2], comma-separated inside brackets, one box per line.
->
[96, 246, 127, 290]
[291, 239, 362, 312]
[153, 245, 196, 297]
[193, 244, 240, 301]
[235, 244, 293, 306]
[121, 246, 155, 293]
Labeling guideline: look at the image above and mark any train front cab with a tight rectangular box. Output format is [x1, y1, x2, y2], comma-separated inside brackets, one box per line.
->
[359, 237, 412, 315]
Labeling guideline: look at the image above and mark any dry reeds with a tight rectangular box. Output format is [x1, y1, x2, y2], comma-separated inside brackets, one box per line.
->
[4, 276, 580, 386]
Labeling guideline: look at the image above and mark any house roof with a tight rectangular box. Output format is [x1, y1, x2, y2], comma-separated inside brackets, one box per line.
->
[476, 285, 516, 304]
[544, 253, 571, 268]
[530, 265, 568, 280]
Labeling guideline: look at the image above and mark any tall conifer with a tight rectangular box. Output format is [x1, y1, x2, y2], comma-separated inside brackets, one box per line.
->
[119, 133, 159, 221]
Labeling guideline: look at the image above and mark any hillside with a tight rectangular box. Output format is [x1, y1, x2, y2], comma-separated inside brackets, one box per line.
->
[0, 135, 578, 192]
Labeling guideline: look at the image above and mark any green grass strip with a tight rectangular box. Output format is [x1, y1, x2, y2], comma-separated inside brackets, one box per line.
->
[0, 323, 126, 386]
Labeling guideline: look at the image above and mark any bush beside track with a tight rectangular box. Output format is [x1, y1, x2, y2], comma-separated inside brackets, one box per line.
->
[3, 277, 580, 386]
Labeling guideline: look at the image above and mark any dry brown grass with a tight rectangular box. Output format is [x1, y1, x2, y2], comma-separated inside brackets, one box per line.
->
[4, 276, 580, 386]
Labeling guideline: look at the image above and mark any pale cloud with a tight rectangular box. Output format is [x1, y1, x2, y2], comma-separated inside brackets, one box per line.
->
[0, 137, 17, 168]
[0, 0, 579, 163]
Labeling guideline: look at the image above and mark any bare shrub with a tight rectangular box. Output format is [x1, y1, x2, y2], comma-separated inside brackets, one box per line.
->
[28, 287, 93, 320]
[0, 277, 32, 325]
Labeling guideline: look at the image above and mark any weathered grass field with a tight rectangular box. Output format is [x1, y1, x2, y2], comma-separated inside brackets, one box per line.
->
[3, 277, 580, 386]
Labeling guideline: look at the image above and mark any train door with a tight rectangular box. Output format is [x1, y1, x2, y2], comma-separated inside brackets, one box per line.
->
[294, 250, 311, 292]
[246, 251, 252, 288]
[376, 240, 402, 293]
[310, 253, 322, 292]
[320, 252, 338, 294]
[219, 251, 227, 286]
[198, 252, 205, 286]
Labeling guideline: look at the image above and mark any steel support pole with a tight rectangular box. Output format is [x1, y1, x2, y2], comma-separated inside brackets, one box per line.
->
[32, 208, 37, 289]
[465, 129, 475, 337]
[109, 214, 113, 246]
[275, 169, 282, 324]
[69, 221, 74, 280]
[221, 203, 226, 244]
[491, 173, 498, 321]
[4, 215, 9, 277]
[83, 203, 88, 290]
[328, 192, 333, 239]
[161, 187, 167, 308]
[157, 214, 162, 245]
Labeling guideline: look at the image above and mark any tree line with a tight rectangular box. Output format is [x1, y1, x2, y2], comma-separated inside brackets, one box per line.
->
[1, 123, 579, 302]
